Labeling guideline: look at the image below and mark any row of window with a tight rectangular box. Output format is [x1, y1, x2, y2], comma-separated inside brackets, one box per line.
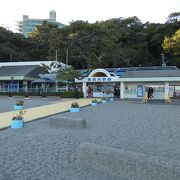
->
[3, 81, 19, 92]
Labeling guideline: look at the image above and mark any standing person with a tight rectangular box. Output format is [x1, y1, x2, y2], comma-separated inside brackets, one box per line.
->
[38, 85, 42, 96]
[87, 86, 92, 98]
[90, 86, 93, 97]
[117, 87, 120, 97]
[114, 87, 117, 97]
[147, 87, 154, 99]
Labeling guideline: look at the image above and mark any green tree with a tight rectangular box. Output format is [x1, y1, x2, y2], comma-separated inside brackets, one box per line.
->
[0, 27, 37, 61]
[57, 67, 80, 81]
[64, 21, 111, 69]
[29, 21, 60, 60]
[162, 28, 180, 62]
[57, 67, 80, 90]
[166, 12, 180, 23]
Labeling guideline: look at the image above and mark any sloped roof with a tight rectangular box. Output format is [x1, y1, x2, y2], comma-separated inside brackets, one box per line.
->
[79, 66, 178, 78]
[119, 69, 180, 78]
[0, 61, 69, 72]
[0, 65, 47, 78]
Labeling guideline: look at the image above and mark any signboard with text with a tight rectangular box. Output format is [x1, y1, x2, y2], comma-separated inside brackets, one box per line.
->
[87, 77, 112, 82]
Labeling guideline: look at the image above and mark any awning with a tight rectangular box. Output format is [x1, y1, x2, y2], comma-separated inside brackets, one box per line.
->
[32, 78, 55, 83]
[57, 80, 74, 83]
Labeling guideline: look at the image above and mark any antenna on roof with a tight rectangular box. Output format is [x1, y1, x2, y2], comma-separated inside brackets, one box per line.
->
[161, 53, 166, 67]
[55, 50, 58, 62]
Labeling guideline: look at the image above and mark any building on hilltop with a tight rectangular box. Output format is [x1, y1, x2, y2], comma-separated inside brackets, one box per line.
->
[17, 10, 65, 37]
[49, 10, 56, 21]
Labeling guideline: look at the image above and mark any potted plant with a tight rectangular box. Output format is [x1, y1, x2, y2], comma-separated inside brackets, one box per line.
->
[91, 99, 98, 106]
[14, 100, 24, 110]
[101, 97, 106, 103]
[11, 110, 25, 129]
[70, 101, 80, 112]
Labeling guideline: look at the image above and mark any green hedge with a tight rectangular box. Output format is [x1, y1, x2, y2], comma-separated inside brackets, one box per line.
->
[59, 91, 83, 98]
[0, 92, 39, 96]
[0, 91, 83, 98]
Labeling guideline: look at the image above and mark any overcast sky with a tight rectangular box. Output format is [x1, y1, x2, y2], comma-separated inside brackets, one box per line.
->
[0, 0, 179, 32]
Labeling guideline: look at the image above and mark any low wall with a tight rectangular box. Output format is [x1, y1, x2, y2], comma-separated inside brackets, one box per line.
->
[49, 116, 86, 129]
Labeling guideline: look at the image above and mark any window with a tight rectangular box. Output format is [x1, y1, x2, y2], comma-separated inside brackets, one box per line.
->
[3, 81, 19, 92]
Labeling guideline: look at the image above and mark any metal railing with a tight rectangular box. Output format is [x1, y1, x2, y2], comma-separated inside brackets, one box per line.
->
[0, 87, 67, 93]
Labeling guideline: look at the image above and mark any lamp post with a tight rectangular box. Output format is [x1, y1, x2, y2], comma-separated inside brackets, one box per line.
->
[8, 76, 14, 98]
[11, 76, 14, 93]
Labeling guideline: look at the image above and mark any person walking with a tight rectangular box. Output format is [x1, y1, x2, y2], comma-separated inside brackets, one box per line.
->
[87, 86, 92, 98]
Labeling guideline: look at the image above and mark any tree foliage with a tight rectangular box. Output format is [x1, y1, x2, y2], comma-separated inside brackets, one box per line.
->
[0, 12, 180, 68]
[162, 28, 180, 62]
[57, 67, 80, 82]
[166, 12, 180, 23]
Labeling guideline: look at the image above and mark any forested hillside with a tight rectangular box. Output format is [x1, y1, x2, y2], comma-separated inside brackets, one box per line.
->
[0, 12, 179, 68]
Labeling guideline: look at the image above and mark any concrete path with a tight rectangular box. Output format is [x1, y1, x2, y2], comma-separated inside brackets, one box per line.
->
[0, 98, 95, 130]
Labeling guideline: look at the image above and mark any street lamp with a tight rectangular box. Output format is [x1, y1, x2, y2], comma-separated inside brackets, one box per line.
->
[11, 76, 14, 93]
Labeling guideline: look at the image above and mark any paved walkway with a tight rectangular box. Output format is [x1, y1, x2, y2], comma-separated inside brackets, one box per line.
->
[0, 98, 96, 130]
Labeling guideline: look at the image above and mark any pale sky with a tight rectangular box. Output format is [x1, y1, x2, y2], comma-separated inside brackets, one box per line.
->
[0, 0, 179, 32]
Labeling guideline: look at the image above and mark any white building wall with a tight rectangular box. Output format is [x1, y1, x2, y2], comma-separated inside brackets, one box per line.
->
[124, 82, 165, 99]
[82, 82, 87, 98]
[120, 82, 124, 99]
[124, 83, 143, 99]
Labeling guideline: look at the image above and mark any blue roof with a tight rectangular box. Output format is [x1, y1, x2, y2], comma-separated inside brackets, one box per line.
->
[79, 66, 178, 78]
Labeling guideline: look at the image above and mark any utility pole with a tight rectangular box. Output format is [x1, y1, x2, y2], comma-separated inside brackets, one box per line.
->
[161, 53, 166, 67]
[66, 48, 69, 66]
[55, 50, 58, 62]
[10, 53, 13, 62]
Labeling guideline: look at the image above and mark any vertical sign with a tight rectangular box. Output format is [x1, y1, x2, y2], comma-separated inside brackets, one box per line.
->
[137, 85, 143, 97]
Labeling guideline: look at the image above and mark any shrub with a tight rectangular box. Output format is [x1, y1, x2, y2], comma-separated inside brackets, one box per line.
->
[12, 110, 25, 120]
[60, 91, 83, 98]
[0, 90, 83, 98]
[92, 99, 98, 103]
[71, 102, 79, 108]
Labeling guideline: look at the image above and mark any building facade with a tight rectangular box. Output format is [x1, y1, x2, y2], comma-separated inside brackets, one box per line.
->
[75, 66, 180, 100]
[17, 10, 65, 37]
[0, 61, 68, 93]
[0, 65, 47, 92]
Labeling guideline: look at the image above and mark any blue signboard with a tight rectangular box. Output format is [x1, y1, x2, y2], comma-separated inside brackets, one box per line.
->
[87, 77, 112, 82]
[137, 85, 143, 97]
